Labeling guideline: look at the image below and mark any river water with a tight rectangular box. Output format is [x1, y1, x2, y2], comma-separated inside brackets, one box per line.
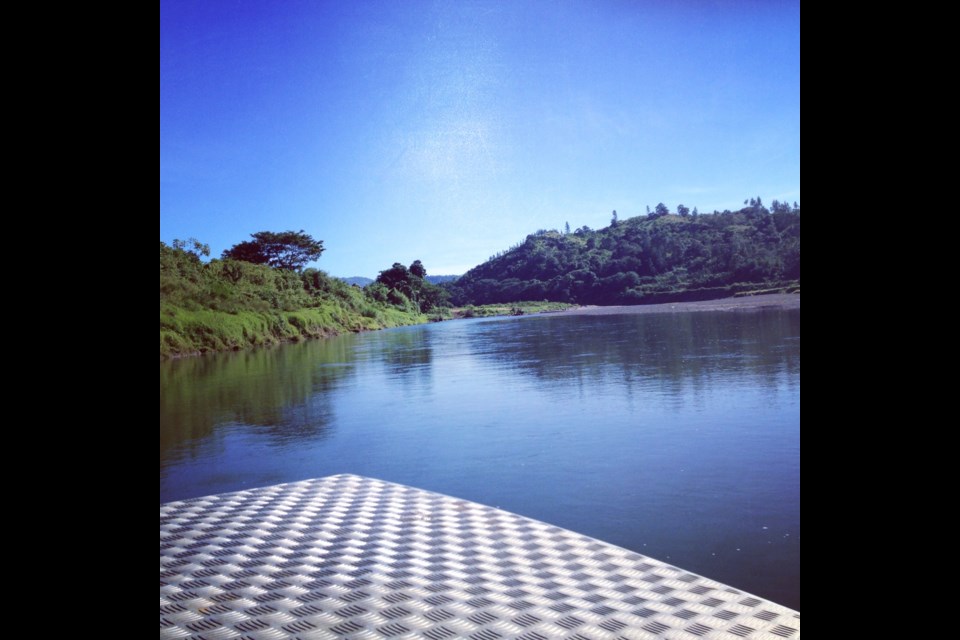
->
[160, 308, 800, 609]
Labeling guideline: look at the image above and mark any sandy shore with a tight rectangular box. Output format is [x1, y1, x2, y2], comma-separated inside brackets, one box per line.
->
[554, 293, 799, 316]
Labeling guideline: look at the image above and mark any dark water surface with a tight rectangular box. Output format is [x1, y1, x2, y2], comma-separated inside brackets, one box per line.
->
[160, 309, 800, 609]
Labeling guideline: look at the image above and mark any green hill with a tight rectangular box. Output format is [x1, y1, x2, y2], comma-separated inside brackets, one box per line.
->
[444, 200, 799, 306]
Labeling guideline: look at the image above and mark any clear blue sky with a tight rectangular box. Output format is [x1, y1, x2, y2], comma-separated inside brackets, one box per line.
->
[161, 0, 800, 277]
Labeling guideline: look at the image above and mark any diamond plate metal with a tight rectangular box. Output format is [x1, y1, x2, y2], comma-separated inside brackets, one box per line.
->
[160, 475, 799, 639]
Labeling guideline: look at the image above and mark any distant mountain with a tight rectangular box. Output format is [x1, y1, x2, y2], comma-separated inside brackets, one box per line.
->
[443, 200, 799, 306]
[339, 276, 374, 287]
[425, 275, 459, 284]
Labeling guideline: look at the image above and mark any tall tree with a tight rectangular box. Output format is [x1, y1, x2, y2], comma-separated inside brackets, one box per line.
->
[222, 230, 324, 271]
[377, 263, 412, 292]
[375, 260, 448, 313]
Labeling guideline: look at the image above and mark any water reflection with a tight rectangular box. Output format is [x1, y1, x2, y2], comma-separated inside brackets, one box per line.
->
[469, 309, 799, 397]
[160, 335, 359, 468]
[371, 327, 434, 384]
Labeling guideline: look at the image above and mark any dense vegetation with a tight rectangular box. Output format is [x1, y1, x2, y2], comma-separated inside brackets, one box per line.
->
[366, 261, 450, 314]
[160, 236, 437, 357]
[444, 199, 799, 306]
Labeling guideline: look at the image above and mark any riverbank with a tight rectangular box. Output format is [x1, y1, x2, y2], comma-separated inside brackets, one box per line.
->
[161, 294, 798, 358]
[447, 301, 576, 319]
[160, 242, 434, 359]
[558, 292, 800, 316]
[160, 304, 427, 358]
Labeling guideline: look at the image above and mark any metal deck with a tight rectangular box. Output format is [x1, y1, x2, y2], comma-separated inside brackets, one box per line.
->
[160, 475, 799, 639]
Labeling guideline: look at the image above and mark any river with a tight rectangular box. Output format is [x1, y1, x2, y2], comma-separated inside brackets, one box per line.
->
[160, 307, 800, 610]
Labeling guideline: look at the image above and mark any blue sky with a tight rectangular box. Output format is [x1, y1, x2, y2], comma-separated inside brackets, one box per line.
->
[161, 0, 799, 277]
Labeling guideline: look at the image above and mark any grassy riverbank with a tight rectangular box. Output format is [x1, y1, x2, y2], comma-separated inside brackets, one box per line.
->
[160, 303, 425, 357]
[448, 301, 576, 318]
[160, 241, 426, 358]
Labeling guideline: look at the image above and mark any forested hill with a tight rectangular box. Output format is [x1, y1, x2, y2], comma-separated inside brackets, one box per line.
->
[444, 200, 800, 306]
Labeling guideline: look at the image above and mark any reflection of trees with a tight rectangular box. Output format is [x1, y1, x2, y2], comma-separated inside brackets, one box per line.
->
[469, 310, 800, 394]
[160, 336, 359, 467]
[370, 327, 434, 387]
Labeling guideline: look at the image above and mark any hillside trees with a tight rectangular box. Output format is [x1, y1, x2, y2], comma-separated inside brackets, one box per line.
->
[443, 199, 799, 306]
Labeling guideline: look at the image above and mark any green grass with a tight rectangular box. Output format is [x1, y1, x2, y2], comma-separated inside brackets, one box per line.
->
[451, 301, 576, 319]
[159, 243, 433, 358]
[160, 301, 426, 358]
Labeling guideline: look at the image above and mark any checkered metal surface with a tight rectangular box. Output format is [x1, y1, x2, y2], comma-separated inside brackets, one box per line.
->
[160, 475, 799, 639]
